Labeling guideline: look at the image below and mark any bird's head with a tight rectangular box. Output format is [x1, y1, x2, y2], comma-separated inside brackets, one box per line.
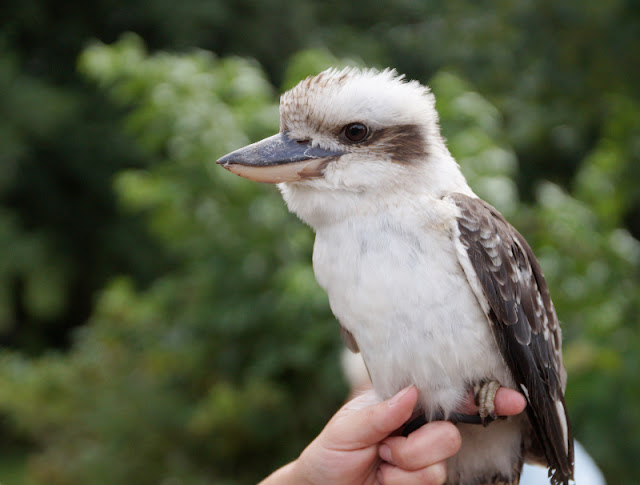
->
[218, 67, 468, 225]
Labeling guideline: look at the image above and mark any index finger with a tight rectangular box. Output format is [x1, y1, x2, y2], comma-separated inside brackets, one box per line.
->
[459, 387, 526, 416]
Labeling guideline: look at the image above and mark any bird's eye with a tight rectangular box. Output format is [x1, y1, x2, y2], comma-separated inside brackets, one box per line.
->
[343, 123, 369, 143]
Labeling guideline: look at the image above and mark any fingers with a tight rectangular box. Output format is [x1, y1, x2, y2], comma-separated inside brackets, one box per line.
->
[374, 386, 524, 485]
[459, 386, 527, 416]
[378, 461, 447, 485]
[376, 421, 459, 484]
[321, 386, 419, 451]
[380, 421, 461, 470]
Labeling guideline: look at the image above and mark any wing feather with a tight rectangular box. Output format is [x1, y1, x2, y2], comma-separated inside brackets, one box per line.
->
[447, 193, 574, 485]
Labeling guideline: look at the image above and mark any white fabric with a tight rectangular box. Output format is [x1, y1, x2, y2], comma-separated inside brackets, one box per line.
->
[520, 441, 606, 485]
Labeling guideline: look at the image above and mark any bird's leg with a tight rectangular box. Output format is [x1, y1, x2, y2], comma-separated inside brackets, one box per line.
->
[474, 380, 501, 427]
[402, 414, 428, 436]
[401, 408, 449, 436]
[402, 380, 502, 436]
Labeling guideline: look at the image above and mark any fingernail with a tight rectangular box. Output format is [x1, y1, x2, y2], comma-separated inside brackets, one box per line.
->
[379, 444, 392, 463]
[376, 468, 384, 484]
[389, 385, 413, 406]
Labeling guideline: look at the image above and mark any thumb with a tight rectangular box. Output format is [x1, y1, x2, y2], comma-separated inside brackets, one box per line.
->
[320, 386, 418, 451]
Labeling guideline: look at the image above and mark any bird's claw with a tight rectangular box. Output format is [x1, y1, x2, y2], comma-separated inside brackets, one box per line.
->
[474, 380, 501, 427]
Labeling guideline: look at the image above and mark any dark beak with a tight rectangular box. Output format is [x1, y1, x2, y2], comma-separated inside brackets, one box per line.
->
[217, 133, 344, 183]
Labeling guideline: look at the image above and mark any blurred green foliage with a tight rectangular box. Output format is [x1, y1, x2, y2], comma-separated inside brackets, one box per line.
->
[0, 37, 347, 485]
[0, 1, 639, 484]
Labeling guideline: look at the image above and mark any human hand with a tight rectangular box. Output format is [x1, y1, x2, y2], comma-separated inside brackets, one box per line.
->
[260, 385, 526, 485]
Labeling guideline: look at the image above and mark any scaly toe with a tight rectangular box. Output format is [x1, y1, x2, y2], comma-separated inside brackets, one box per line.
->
[474, 380, 501, 427]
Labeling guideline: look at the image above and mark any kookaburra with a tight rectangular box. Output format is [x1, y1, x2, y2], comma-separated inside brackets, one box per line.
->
[218, 68, 574, 485]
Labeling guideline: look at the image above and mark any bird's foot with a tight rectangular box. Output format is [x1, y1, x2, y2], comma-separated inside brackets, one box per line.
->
[473, 380, 500, 427]
[401, 380, 503, 435]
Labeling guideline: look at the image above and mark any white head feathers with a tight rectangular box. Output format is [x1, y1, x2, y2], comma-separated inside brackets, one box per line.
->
[280, 67, 439, 142]
[219, 66, 473, 227]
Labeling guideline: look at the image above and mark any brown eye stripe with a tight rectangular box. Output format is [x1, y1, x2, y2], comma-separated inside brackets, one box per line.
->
[366, 124, 427, 163]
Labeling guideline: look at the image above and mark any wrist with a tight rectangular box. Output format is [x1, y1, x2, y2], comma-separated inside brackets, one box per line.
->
[259, 459, 307, 485]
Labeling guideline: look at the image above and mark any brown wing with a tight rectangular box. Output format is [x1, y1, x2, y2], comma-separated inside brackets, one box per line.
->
[448, 193, 574, 485]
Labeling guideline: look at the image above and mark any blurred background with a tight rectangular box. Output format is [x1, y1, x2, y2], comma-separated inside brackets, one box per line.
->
[1, 1, 639, 483]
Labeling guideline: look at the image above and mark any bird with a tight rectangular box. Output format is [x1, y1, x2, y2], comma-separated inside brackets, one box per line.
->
[217, 67, 574, 485]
